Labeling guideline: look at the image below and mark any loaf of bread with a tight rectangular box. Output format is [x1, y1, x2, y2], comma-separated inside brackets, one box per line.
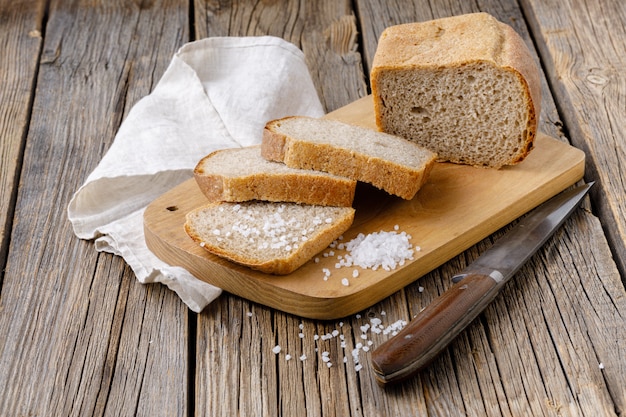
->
[194, 146, 356, 206]
[185, 201, 355, 275]
[370, 12, 541, 168]
[262, 116, 437, 200]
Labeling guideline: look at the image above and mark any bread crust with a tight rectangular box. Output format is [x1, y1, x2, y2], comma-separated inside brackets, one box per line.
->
[195, 146, 356, 207]
[262, 117, 436, 200]
[370, 13, 541, 168]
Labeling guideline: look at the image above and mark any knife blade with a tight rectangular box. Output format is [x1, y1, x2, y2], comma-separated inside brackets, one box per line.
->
[371, 182, 594, 386]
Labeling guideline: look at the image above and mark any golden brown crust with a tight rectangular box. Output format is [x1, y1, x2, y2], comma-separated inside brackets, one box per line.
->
[194, 146, 356, 207]
[262, 117, 436, 200]
[497, 22, 541, 164]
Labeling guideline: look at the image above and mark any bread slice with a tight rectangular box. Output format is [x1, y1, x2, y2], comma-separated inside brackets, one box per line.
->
[262, 116, 437, 200]
[370, 12, 541, 168]
[194, 146, 356, 206]
[185, 201, 355, 275]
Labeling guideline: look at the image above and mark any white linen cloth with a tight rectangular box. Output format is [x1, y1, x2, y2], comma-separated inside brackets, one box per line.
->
[68, 36, 325, 312]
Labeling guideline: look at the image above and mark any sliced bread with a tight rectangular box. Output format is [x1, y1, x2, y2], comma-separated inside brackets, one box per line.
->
[194, 146, 356, 206]
[370, 13, 541, 168]
[261, 116, 437, 200]
[185, 201, 355, 275]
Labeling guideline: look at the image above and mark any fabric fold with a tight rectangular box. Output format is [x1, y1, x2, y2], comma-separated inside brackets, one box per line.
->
[68, 36, 325, 312]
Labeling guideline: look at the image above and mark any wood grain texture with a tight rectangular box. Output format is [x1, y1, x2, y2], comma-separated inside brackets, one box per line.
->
[1, 0, 624, 416]
[0, 1, 191, 415]
[521, 0, 626, 281]
[0, 0, 45, 268]
[189, 1, 626, 416]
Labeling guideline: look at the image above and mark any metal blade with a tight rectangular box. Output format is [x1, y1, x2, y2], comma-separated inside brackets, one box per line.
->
[452, 182, 594, 284]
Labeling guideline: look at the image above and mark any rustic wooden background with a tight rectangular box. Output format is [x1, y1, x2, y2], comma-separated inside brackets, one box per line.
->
[1, 0, 624, 416]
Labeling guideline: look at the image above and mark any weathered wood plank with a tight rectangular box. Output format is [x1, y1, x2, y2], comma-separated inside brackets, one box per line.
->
[195, 0, 367, 112]
[0, 1, 191, 416]
[520, 0, 626, 280]
[192, 1, 374, 415]
[0, 1, 45, 270]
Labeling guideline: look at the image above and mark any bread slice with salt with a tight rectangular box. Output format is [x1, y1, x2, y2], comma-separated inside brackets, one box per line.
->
[262, 116, 437, 200]
[185, 201, 355, 275]
[194, 146, 356, 206]
[370, 12, 541, 168]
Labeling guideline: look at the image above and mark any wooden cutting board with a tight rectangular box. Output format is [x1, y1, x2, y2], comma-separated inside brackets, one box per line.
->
[144, 96, 585, 319]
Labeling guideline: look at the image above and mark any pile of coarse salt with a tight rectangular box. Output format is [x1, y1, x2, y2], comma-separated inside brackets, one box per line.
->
[342, 227, 415, 270]
[316, 225, 417, 283]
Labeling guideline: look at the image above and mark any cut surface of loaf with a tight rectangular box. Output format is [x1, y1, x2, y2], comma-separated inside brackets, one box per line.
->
[371, 12, 541, 168]
[262, 116, 437, 200]
[194, 146, 356, 206]
[185, 201, 355, 275]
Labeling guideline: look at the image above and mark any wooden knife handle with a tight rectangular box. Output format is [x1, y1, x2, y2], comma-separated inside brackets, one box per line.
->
[371, 273, 503, 386]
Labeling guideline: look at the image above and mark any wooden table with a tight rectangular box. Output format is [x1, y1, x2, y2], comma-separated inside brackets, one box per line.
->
[1, 1, 625, 416]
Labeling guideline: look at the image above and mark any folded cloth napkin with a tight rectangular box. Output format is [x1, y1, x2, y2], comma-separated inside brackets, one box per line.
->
[68, 36, 325, 312]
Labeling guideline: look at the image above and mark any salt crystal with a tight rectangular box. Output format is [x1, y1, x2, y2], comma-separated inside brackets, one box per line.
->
[300, 354, 307, 361]
[341, 278, 350, 286]
[272, 345, 281, 354]
[285, 354, 292, 361]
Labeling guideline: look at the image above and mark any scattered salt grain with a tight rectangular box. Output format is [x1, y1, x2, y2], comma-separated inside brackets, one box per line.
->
[285, 354, 292, 361]
[247, 311, 253, 317]
[341, 278, 350, 286]
[300, 354, 307, 361]
[599, 363, 605, 369]
[272, 345, 281, 354]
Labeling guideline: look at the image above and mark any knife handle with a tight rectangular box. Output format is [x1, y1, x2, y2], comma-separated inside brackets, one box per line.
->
[371, 272, 504, 386]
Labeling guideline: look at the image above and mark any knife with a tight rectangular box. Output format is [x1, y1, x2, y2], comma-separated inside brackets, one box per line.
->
[371, 182, 594, 386]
